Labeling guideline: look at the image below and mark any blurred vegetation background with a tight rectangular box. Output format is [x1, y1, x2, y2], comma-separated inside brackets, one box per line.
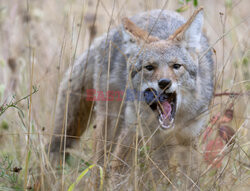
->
[0, 0, 249, 190]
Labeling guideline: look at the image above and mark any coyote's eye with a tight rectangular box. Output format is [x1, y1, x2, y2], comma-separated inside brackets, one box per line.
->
[145, 65, 154, 71]
[172, 63, 181, 70]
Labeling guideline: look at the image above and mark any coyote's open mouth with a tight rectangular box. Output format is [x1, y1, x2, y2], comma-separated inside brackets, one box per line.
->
[157, 92, 176, 129]
[144, 89, 177, 130]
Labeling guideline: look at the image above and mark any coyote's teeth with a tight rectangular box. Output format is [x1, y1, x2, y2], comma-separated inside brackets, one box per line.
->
[158, 117, 171, 129]
[158, 112, 174, 129]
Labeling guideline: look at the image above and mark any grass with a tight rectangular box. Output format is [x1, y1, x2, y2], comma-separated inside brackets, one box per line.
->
[0, 0, 249, 190]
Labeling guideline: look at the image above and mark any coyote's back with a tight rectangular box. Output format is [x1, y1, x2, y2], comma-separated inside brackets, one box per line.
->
[49, 8, 214, 190]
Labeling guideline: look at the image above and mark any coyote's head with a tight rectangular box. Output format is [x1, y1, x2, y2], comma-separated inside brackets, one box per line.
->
[122, 8, 208, 131]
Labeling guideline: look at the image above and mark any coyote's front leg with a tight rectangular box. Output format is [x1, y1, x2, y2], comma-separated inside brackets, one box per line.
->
[110, 127, 135, 190]
[92, 105, 126, 189]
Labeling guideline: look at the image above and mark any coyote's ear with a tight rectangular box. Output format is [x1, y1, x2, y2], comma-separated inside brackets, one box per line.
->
[169, 7, 204, 50]
[122, 17, 159, 44]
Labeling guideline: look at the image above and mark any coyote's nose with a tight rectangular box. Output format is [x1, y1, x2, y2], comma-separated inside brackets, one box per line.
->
[158, 78, 172, 90]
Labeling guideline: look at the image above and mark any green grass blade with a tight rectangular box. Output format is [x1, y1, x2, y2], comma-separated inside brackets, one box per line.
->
[68, 164, 96, 191]
[176, 5, 189, 12]
[193, 0, 198, 7]
[99, 165, 104, 190]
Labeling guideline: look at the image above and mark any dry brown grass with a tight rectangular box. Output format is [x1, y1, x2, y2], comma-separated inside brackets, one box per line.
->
[0, 0, 249, 190]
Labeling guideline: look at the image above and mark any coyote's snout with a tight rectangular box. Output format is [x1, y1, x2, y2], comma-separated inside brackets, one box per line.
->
[49, 7, 214, 190]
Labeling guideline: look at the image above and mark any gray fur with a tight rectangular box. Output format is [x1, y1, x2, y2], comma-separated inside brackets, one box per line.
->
[50, 9, 214, 190]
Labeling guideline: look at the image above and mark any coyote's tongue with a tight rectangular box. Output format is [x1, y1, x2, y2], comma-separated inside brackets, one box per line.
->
[161, 101, 172, 121]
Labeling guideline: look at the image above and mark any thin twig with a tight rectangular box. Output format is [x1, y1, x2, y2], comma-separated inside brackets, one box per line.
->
[214, 91, 250, 97]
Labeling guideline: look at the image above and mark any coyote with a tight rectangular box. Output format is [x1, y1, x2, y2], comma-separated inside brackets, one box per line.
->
[49, 7, 214, 190]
